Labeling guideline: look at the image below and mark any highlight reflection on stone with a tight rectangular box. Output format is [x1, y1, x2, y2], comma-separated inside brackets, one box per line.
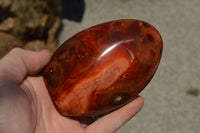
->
[43, 19, 163, 117]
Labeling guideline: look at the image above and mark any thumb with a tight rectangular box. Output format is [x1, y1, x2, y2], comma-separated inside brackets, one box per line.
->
[0, 48, 51, 84]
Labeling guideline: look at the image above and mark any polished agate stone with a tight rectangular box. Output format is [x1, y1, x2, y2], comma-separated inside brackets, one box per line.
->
[43, 19, 163, 117]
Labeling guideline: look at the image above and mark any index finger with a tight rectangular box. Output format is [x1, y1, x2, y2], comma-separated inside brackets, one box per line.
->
[86, 96, 144, 133]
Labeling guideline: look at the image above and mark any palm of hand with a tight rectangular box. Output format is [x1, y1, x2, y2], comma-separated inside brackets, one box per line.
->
[21, 75, 85, 133]
[0, 48, 143, 133]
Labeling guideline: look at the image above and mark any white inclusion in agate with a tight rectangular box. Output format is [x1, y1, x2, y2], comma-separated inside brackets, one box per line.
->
[59, 58, 130, 115]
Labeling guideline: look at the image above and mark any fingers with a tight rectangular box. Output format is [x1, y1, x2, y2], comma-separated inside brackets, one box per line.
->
[86, 96, 144, 133]
[0, 48, 51, 83]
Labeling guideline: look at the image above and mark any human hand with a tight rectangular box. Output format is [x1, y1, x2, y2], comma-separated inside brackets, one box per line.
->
[0, 48, 144, 133]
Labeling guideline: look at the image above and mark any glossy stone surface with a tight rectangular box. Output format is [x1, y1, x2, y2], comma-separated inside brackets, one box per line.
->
[43, 19, 163, 117]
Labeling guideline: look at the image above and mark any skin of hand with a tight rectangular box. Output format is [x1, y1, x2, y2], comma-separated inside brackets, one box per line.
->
[0, 48, 144, 133]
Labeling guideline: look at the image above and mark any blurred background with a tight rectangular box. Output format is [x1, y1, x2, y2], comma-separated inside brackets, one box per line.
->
[0, 0, 200, 133]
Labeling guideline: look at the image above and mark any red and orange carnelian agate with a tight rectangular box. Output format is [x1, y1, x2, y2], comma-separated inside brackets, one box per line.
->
[43, 19, 163, 117]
